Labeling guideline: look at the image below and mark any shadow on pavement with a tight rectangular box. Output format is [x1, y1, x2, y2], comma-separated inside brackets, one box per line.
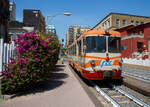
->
[55, 64, 66, 67]
[11, 65, 68, 99]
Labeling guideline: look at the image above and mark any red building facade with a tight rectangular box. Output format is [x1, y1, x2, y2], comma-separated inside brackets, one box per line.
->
[116, 22, 150, 59]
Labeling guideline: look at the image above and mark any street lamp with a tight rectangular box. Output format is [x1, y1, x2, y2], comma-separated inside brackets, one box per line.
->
[63, 12, 71, 16]
[47, 12, 71, 25]
[46, 12, 71, 33]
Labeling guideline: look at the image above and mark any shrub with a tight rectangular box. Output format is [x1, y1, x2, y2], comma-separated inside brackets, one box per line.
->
[1, 32, 60, 93]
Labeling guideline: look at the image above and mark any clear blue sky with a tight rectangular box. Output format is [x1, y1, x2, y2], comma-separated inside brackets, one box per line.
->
[11, 0, 150, 44]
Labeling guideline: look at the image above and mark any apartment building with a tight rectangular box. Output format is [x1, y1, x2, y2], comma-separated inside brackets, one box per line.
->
[66, 25, 90, 48]
[9, 1, 16, 21]
[23, 9, 46, 32]
[92, 13, 150, 30]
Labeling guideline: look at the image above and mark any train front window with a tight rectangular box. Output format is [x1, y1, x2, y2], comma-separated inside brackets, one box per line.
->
[86, 36, 106, 53]
[108, 37, 121, 53]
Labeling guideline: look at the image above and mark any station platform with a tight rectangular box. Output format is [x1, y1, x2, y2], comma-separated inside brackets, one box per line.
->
[0, 64, 95, 107]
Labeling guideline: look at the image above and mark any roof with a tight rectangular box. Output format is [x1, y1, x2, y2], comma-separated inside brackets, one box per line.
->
[82, 30, 120, 37]
[92, 12, 150, 30]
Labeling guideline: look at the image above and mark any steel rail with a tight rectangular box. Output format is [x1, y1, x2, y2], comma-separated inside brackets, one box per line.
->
[113, 86, 150, 107]
[94, 85, 121, 107]
[122, 72, 150, 84]
[123, 72, 150, 80]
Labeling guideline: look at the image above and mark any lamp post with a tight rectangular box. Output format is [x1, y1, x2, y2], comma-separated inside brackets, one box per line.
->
[46, 12, 71, 63]
[46, 12, 71, 33]
[47, 12, 71, 24]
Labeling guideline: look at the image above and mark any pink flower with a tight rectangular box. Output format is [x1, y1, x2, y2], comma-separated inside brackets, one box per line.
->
[41, 42, 48, 47]
[47, 36, 53, 41]
[11, 74, 15, 78]
[35, 58, 40, 61]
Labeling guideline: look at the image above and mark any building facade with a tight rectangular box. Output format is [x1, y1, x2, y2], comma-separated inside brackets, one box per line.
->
[92, 13, 150, 30]
[46, 25, 56, 34]
[0, 0, 9, 43]
[66, 25, 90, 48]
[9, 1, 16, 21]
[8, 21, 34, 41]
[23, 9, 46, 32]
[116, 22, 150, 59]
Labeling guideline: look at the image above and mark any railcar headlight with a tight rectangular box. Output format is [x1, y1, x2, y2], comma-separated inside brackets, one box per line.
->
[105, 29, 109, 35]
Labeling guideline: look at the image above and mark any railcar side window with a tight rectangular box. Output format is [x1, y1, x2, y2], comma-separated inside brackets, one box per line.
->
[78, 40, 81, 55]
[86, 36, 106, 53]
[108, 37, 121, 53]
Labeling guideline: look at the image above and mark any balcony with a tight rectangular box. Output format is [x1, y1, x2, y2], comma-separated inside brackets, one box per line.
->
[121, 34, 144, 40]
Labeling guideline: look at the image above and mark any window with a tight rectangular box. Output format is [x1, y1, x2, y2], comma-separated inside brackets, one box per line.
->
[9, 6, 13, 11]
[35, 13, 38, 17]
[136, 21, 139, 25]
[122, 44, 127, 50]
[137, 42, 143, 53]
[130, 20, 134, 24]
[73, 45, 75, 55]
[141, 21, 144, 24]
[83, 37, 86, 53]
[108, 20, 110, 26]
[86, 36, 106, 53]
[75, 45, 76, 55]
[105, 22, 107, 26]
[116, 19, 120, 28]
[78, 40, 81, 55]
[122, 19, 126, 26]
[108, 37, 121, 53]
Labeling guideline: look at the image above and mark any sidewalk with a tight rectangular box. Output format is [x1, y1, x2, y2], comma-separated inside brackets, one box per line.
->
[0, 64, 95, 107]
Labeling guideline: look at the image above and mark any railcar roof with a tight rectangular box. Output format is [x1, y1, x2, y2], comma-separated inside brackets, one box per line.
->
[83, 30, 120, 37]
[68, 30, 120, 48]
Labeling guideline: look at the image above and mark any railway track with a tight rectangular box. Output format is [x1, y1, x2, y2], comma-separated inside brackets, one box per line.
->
[122, 72, 150, 84]
[122, 66, 150, 83]
[93, 82, 150, 107]
[68, 64, 150, 107]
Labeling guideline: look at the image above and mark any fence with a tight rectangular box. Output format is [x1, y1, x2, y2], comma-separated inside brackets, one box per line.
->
[0, 32, 17, 97]
[123, 58, 150, 67]
[0, 41, 15, 74]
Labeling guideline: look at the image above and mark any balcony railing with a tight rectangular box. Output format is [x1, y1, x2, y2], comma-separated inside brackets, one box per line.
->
[121, 34, 144, 40]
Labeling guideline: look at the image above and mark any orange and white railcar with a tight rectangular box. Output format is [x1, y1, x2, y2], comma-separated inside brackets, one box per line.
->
[68, 30, 122, 80]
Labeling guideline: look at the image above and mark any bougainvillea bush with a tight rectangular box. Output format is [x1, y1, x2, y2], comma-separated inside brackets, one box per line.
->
[1, 32, 60, 93]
